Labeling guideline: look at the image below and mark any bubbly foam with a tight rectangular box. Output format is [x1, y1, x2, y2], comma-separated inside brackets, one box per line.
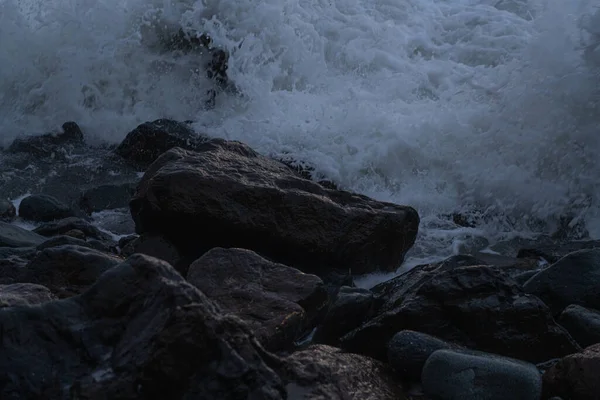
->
[2, 0, 600, 270]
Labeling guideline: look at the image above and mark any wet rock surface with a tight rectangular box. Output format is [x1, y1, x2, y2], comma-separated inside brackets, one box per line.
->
[341, 264, 579, 363]
[18, 194, 76, 222]
[422, 349, 542, 400]
[543, 343, 600, 400]
[187, 247, 328, 351]
[130, 144, 419, 277]
[558, 304, 600, 348]
[281, 344, 407, 400]
[387, 330, 461, 383]
[524, 248, 600, 315]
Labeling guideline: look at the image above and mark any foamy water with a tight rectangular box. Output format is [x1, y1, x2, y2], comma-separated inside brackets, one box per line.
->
[2, 0, 600, 280]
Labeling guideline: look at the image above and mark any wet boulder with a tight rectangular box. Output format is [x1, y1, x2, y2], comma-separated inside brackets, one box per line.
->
[422, 349, 542, 400]
[281, 344, 407, 399]
[130, 145, 419, 277]
[187, 247, 328, 351]
[340, 264, 579, 363]
[0, 221, 47, 248]
[115, 119, 208, 167]
[523, 248, 600, 315]
[18, 194, 76, 222]
[0, 254, 286, 399]
[7, 121, 84, 157]
[19, 245, 122, 298]
[543, 343, 600, 400]
[558, 304, 600, 348]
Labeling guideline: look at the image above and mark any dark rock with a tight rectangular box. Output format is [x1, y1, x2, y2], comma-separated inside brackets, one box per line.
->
[422, 349, 542, 400]
[313, 286, 379, 346]
[0, 221, 47, 247]
[518, 240, 600, 264]
[341, 264, 579, 363]
[79, 182, 136, 214]
[0, 254, 286, 399]
[542, 343, 600, 400]
[0, 255, 29, 285]
[0, 199, 16, 221]
[0, 283, 56, 308]
[558, 304, 600, 348]
[20, 245, 122, 297]
[37, 235, 94, 250]
[281, 344, 407, 399]
[18, 194, 75, 222]
[115, 119, 207, 167]
[187, 247, 328, 351]
[387, 330, 460, 382]
[523, 248, 600, 315]
[130, 145, 419, 276]
[120, 233, 181, 270]
[371, 255, 487, 306]
[33, 217, 112, 241]
[7, 121, 84, 157]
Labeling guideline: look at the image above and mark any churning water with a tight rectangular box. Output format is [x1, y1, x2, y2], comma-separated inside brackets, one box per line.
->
[2, 0, 600, 275]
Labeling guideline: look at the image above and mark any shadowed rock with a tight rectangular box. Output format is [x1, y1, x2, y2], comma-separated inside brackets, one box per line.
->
[130, 145, 419, 277]
[0, 254, 286, 399]
[187, 247, 328, 352]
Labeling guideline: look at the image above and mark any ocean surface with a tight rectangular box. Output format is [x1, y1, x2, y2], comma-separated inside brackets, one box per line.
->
[2, 0, 600, 285]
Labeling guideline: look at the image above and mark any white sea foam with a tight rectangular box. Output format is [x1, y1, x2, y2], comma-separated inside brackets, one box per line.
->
[2, 0, 600, 272]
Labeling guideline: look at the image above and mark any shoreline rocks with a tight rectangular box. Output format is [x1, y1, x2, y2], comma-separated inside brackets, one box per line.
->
[3, 119, 600, 399]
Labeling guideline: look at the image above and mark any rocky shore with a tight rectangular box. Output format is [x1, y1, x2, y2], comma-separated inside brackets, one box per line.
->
[1, 120, 599, 399]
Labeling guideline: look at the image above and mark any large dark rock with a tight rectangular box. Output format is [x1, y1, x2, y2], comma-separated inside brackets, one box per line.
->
[0, 221, 47, 248]
[19, 245, 122, 298]
[33, 217, 112, 242]
[0, 283, 56, 308]
[281, 344, 407, 399]
[0, 254, 286, 399]
[422, 349, 542, 400]
[524, 248, 600, 315]
[558, 304, 600, 348]
[387, 330, 460, 382]
[543, 343, 600, 400]
[115, 119, 207, 167]
[340, 264, 579, 363]
[518, 240, 600, 264]
[187, 247, 328, 351]
[0, 199, 16, 222]
[18, 194, 75, 222]
[130, 145, 419, 276]
[7, 121, 84, 157]
[78, 182, 137, 214]
[313, 286, 379, 346]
